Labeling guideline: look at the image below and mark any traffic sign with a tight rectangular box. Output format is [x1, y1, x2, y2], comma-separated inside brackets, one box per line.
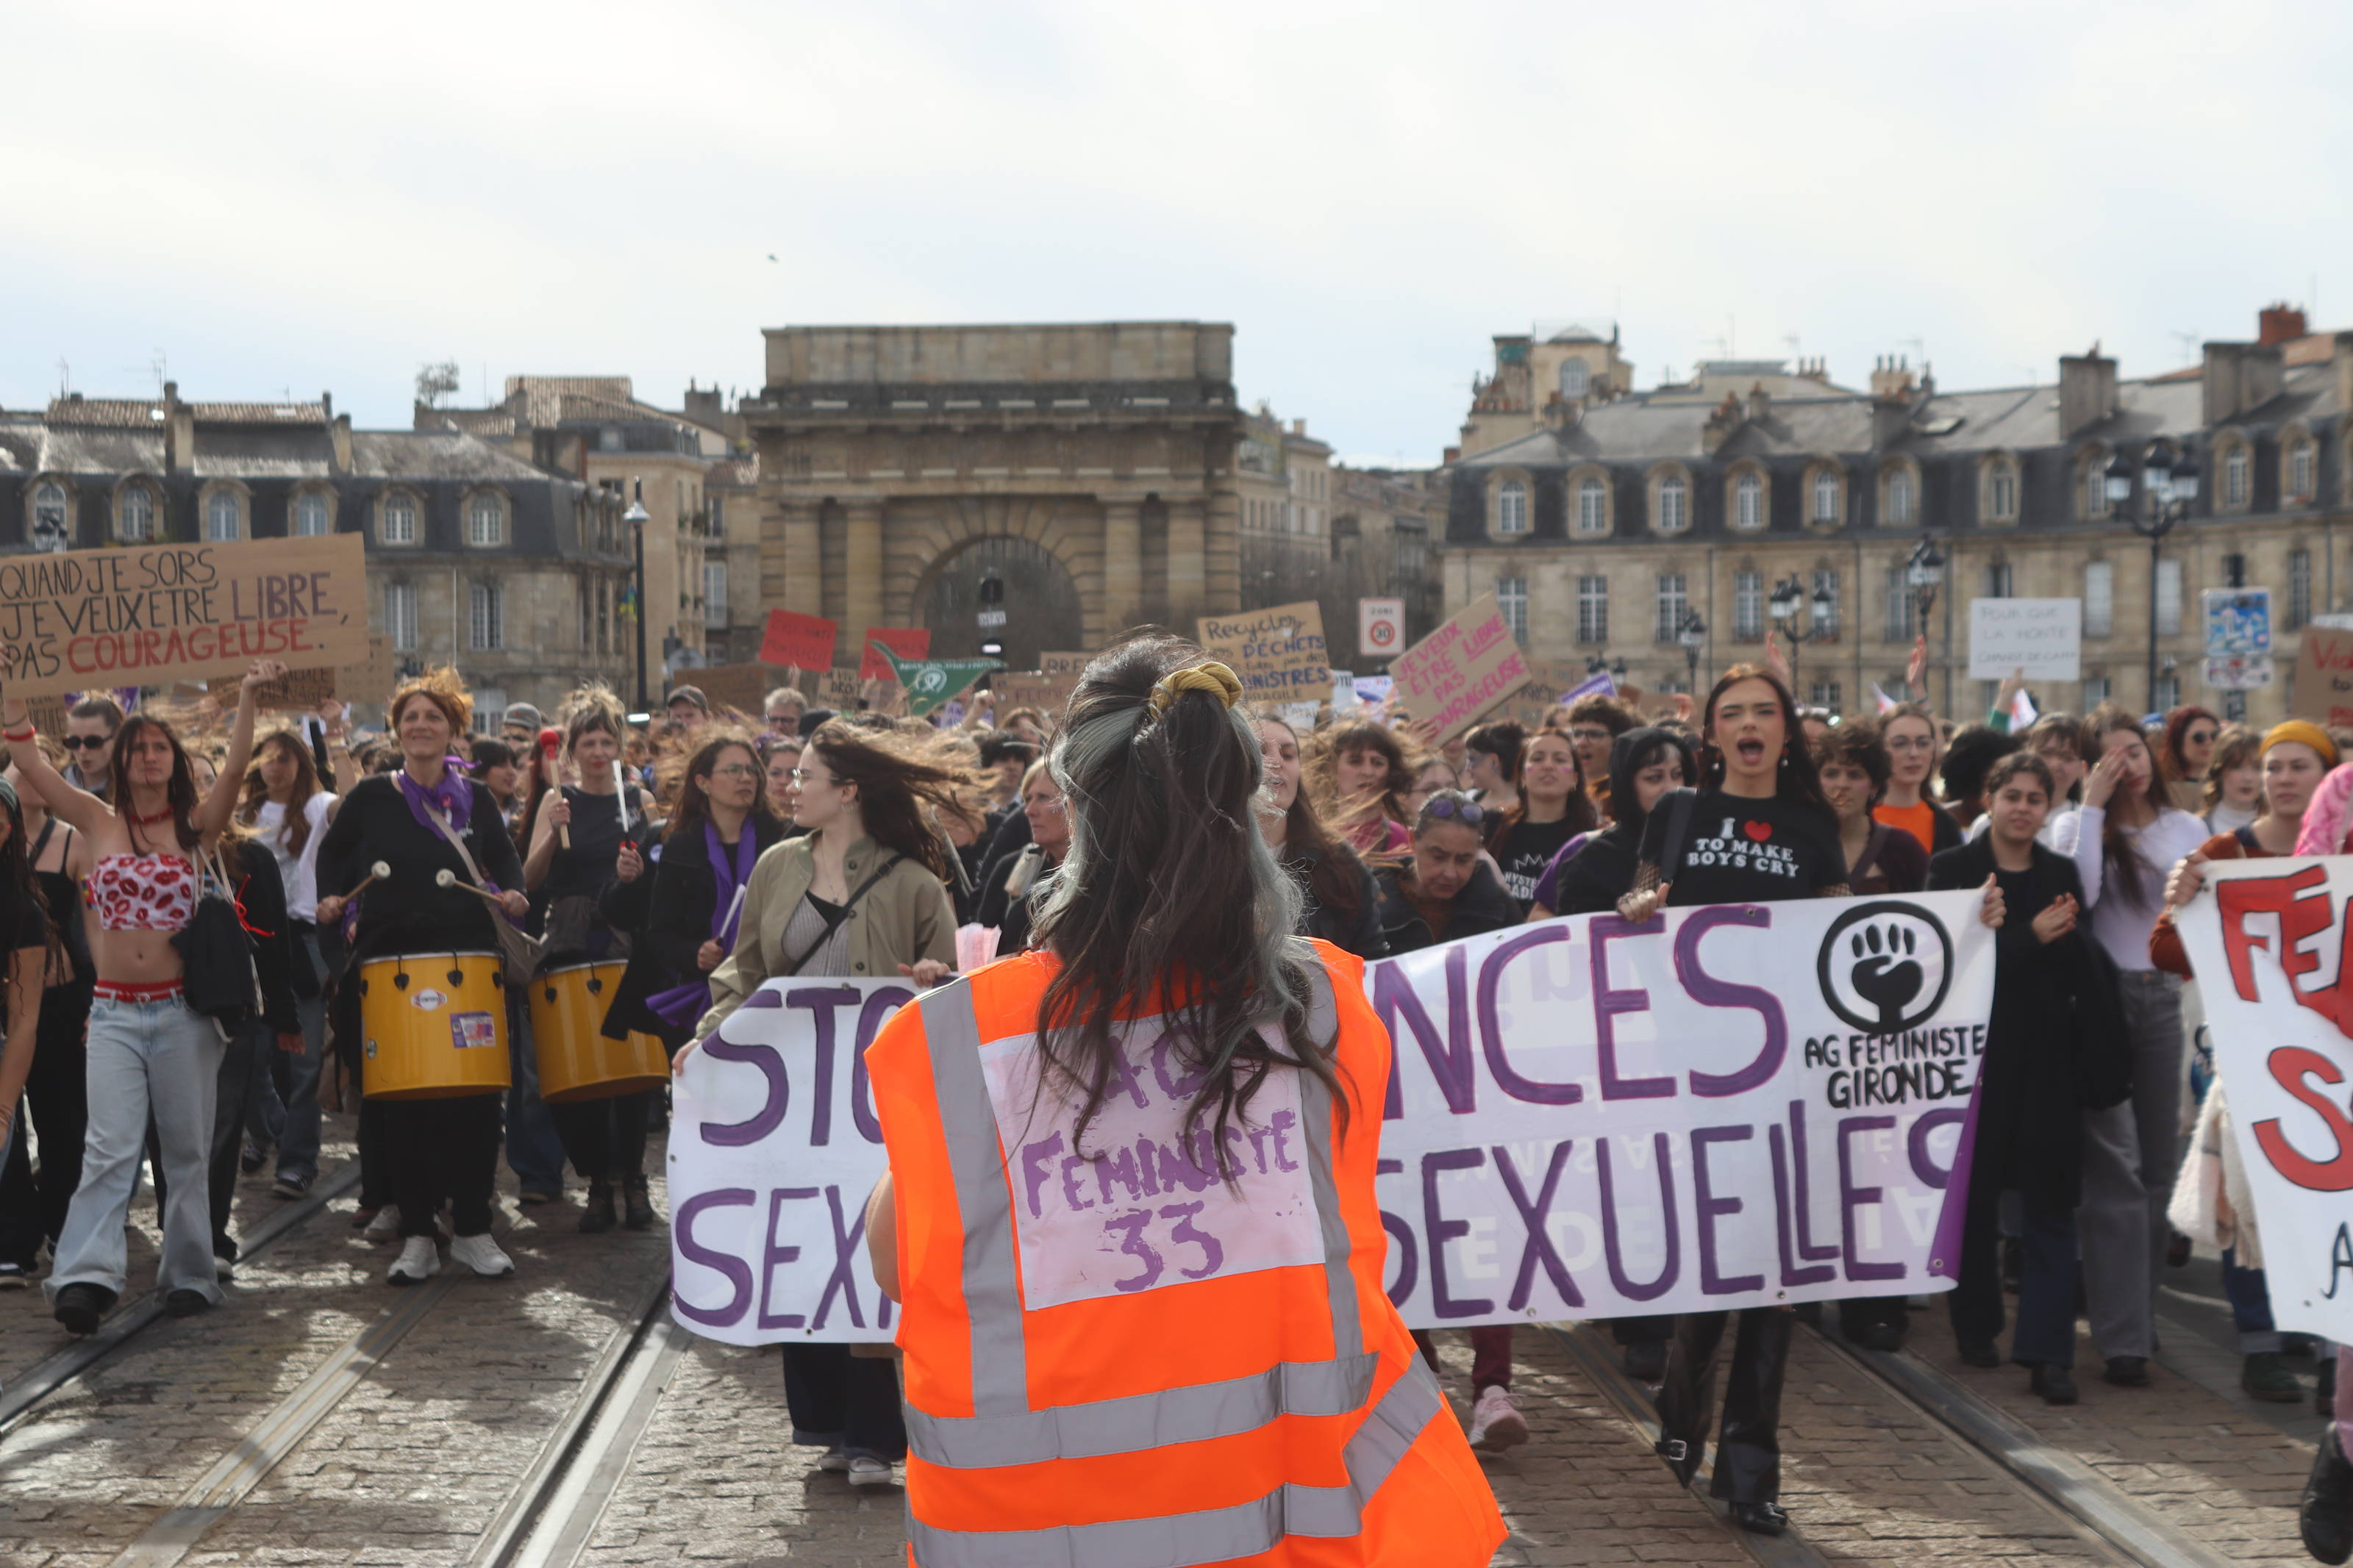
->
[1359, 597, 1404, 658]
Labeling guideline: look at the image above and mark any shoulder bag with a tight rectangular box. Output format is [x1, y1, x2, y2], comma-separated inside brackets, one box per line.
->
[174, 846, 263, 1035]
[421, 802, 544, 984]
[777, 855, 902, 978]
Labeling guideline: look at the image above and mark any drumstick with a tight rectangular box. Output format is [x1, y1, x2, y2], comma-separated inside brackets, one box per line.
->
[434, 868, 508, 907]
[346, 861, 392, 898]
[613, 759, 630, 835]
[721, 884, 748, 938]
[540, 727, 568, 848]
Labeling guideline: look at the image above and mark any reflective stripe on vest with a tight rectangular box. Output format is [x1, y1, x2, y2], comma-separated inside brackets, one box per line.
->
[908, 1353, 1445, 1568]
[907, 959, 1367, 1476]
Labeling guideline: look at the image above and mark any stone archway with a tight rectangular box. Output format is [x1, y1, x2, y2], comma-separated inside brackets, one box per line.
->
[918, 534, 1085, 668]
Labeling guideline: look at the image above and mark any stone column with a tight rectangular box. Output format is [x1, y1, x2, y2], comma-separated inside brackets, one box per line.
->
[843, 499, 885, 665]
[1203, 479, 1242, 613]
[1102, 498, 1143, 637]
[1166, 500, 1207, 629]
[777, 498, 823, 615]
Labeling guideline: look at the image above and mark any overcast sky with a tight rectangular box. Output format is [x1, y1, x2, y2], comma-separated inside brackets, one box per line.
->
[5, 0, 2348, 467]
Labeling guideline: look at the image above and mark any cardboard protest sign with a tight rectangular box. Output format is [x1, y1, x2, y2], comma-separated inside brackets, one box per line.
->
[858, 627, 929, 682]
[1196, 602, 1331, 703]
[2291, 628, 2353, 729]
[694, 662, 784, 716]
[1040, 651, 1093, 678]
[2176, 857, 2353, 1341]
[1967, 598, 2080, 681]
[761, 609, 839, 673]
[1390, 594, 1530, 743]
[810, 667, 868, 710]
[872, 642, 1001, 719]
[254, 638, 400, 712]
[993, 671, 1076, 719]
[669, 888, 1995, 1342]
[0, 534, 368, 699]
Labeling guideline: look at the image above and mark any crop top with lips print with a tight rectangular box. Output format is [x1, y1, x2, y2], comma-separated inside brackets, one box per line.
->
[88, 853, 199, 932]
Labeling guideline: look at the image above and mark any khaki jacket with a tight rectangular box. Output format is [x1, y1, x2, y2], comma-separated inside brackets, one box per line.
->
[693, 834, 957, 1041]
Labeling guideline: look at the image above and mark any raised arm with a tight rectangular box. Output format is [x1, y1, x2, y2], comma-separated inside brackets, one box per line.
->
[0, 694, 108, 838]
[201, 659, 287, 840]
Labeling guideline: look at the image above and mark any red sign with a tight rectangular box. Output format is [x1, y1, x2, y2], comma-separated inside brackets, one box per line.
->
[761, 609, 839, 672]
[860, 626, 931, 681]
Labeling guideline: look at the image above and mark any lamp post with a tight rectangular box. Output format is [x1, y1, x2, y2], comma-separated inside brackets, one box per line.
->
[2105, 446, 2199, 712]
[1677, 611, 1707, 694]
[1768, 575, 1838, 701]
[1585, 653, 1628, 687]
[624, 483, 651, 712]
[1904, 537, 1945, 701]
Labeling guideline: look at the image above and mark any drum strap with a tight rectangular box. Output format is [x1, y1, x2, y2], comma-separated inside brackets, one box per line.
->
[421, 801, 544, 983]
[778, 856, 901, 978]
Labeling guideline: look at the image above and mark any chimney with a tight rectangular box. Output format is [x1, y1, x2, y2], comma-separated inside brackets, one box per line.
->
[1703, 393, 1741, 454]
[329, 413, 351, 473]
[1290, 418, 1306, 437]
[2058, 349, 2118, 436]
[163, 380, 193, 475]
[2203, 340, 2286, 424]
[2259, 303, 2308, 347]
[1746, 382, 1771, 423]
[1442, 445, 1461, 465]
[1869, 354, 1916, 401]
[1541, 393, 1574, 432]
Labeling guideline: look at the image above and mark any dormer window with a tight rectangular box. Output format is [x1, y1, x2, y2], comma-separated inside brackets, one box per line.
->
[1559, 358, 1590, 399]
[115, 482, 157, 543]
[1734, 471, 1764, 531]
[1495, 477, 1529, 535]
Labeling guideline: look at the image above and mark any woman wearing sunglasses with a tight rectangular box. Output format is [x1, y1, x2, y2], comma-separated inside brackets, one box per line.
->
[1372, 790, 1520, 956]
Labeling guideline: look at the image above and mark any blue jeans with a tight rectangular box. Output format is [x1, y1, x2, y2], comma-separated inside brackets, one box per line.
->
[2222, 1247, 2282, 1356]
[49, 993, 225, 1305]
[246, 931, 328, 1184]
[504, 990, 565, 1195]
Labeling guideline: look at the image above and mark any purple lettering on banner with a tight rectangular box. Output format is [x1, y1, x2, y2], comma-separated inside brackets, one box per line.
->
[851, 986, 913, 1145]
[1375, 948, 1479, 1117]
[699, 1039, 789, 1147]
[1163, 1200, 1225, 1280]
[1477, 927, 1582, 1105]
[814, 1185, 883, 1331]
[788, 986, 857, 1146]
[758, 1186, 818, 1330]
[1377, 1156, 1418, 1306]
[1768, 1120, 1838, 1288]
[1493, 1140, 1582, 1310]
[1675, 906, 1788, 1097]
[1268, 1108, 1301, 1172]
[1101, 1042, 1151, 1111]
[1838, 1114, 1906, 1283]
[1691, 1124, 1764, 1295]
[1421, 1147, 1493, 1319]
[1591, 917, 1674, 1100]
[1149, 1031, 1209, 1103]
[1782, 1101, 1841, 1268]
[1059, 1154, 1097, 1212]
[671, 1188, 756, 1328]
[1021, 1131, 1066, 1218]
[1907, 1106, 1967, 1189]
[1130, 1135, 1165, 1198]
[1152, 1132, 1218, 1194]
[1103, 1209, 1166, 1292]
[1596, 1132, 1681, 1300]
[1093, 1145, 1145, 1204]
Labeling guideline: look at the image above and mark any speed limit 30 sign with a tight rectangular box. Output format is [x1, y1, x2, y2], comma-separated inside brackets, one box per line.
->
[1359, 597, 1404, 658]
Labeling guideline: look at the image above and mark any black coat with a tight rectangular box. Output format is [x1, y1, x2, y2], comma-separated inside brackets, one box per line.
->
[1372, 862, 1520, 956]
[1927, 836, 2127, 1208]
[976, 845, 1051, 955]
[221, 842, 303, 1034]
[1286, 840, 1388, 960]
[597, 814, 793, 1049]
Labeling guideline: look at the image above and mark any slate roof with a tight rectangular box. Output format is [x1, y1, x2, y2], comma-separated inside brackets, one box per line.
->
[43, 397, 325, 427]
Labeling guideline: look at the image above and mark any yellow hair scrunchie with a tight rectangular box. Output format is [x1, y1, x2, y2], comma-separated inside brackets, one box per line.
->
[1148, 661, 1245, 716]
[2262, 719, 2340, 770]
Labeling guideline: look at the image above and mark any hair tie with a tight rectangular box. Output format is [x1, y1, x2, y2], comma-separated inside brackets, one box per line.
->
[1148, 661, 1244, 716]
[2262, 719, 2340, 770]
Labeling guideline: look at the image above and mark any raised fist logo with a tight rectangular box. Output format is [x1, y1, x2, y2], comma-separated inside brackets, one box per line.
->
[1817, 901, 1954, 1036]
[1849, 920, 1924, 1032]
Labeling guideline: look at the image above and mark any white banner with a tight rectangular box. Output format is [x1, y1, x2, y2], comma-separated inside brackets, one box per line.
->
[2175, 856, 2353, 1343]
[670, 892, 1996, 1343]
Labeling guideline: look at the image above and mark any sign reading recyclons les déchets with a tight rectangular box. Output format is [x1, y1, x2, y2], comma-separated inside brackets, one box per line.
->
[666, 890, 1996, 1342]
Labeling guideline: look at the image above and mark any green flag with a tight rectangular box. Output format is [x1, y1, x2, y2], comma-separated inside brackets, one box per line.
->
[874, 642, 1002, 718]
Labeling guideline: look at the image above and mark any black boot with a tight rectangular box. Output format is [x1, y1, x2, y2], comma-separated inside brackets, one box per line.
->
[2302, 1422, 2353, 1566]
[579, 1182, 616, 1235]
[53, 1281, 117, 1336]
[2028, 1362, 2078, 1406]
[623, 1175, 655, 1231]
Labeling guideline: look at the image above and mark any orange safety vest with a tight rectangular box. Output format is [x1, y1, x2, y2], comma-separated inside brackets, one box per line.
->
[866, 938, 1504, 1568]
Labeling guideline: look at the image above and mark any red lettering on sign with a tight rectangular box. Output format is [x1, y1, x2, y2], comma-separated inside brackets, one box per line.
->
[2216, 868, 2332, 1012]
[2252, 1047, 2353, 1191]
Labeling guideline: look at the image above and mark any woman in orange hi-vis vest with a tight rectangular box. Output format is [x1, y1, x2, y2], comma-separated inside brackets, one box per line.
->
[863, 636, 1504, 1568]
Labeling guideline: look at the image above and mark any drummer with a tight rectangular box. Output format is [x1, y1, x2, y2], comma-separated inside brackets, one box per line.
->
[521, 688, 657, 1235]
[315, 667, 529, 1286]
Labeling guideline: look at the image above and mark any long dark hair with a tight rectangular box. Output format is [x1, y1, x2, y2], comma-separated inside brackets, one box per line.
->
[238, 729, 324, 857]
[1033, 636, 1345, 1178]
[1493, 726, 1599, 837]
[661, 732, 779, 849]
[1698, 665, 1829, 812]
[805, 722, 976, 881]
[1604, 727, 1696, 837]
[1307, 718, 1415, 838]
[111, 715, 204, 853]
[2160, 704, 2220, 783]
[1258, 715, 1369, 925]
[0, 787, 60, 1017]
[2084, 704, 2168, 909]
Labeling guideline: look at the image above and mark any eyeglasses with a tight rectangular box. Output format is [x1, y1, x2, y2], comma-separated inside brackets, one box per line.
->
[1568, 727, 1613, 744]
[2185, 728, 2218, 745]
[1424, 796, 1487, 825]
[62, 735, 110, 751]
[1885, 736, 1935, 752]
[708, 764, 760, 780]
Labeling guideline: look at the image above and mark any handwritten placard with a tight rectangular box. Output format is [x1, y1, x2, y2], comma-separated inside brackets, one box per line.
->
[0, 534, 368, 699]
[993, 671, 1076, 720]
[2291, 627, 2353, 728]
[1039, 651, 1093, 678]
[1967, 598, 2080, 681]
[1196, 601, 1332, 702]
[1391, 594, 1531, 744]
[761, 609, 839, 672]
[694, 662, 783, 716]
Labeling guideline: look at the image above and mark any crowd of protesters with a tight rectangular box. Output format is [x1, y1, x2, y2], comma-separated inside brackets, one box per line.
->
[0, 645, 2346, 1561]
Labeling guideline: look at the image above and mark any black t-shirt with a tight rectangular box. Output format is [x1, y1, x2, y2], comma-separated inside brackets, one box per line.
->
[1638, 788, 1846, 908]
[1491, 816, 1583, 910]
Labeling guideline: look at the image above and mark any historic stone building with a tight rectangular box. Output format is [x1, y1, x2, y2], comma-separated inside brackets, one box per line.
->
[1440, 307, 2353, 726]
[740, 323, 1243, 668]
[0, 383, 632, 715]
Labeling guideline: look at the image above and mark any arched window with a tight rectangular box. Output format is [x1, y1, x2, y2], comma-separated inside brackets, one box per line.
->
[1576, 476, 1609, 534]
[1734, 470, 1763, 531]
[2079, 456, 2110, 521]
[204, 489, 240, 542]
[1885, 468, 1914, 526]
[2290, 440, 2315, 502]
[1495, 477, 1529, 535]
[1810, 468, 1841, 523]
[293, 492, 330, 536]
[1656, 473, 1689, 533]
[2224, 445, 2250, 508]
[31, 481, 68, 551]
[467, 492, 507, 548]
[1558, 358, 1590, 399]
[116, 484, 156, 543]
[1986, 460, 2018, 520]
[381, 492, 418, 545]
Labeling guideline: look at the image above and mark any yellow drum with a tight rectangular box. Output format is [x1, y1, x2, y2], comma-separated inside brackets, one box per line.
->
[358, 952, 511, 1100]
[528, 962, 671, 1103]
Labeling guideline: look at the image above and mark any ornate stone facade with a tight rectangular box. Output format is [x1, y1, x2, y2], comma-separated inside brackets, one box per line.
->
[740, 323, 1243, 668]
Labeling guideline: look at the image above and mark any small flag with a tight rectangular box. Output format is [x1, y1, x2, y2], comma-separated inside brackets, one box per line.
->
[1871, 681, 1899, 715]
[2009, 686, 2038, 729]
[1565, 670, 1616, 702]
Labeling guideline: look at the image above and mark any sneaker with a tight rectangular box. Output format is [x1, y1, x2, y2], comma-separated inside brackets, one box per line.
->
[165, 1289, 212, 1318]
[517, 1186, 560, 1207]
[813, 1447, 850, 1472]
[846, 1456, 896, 1487]
[351, 1204, 382, 1231]
[449, 1232, 516, 1279]
[2028, 1363, 2079, 1406]
[214, 1255, 235, 1282]
[272, 1174, 312, 1200]
[240, 1140, 270, 1175]
[0, 1261, 31, 1290]
[2102, 1355, 2151, 1387]
[364, 1206, 403, 1242]
[52, 1282, 117, 1336]
[387, 1236, 440, 1286]
[2241, 1350, 2305, 1403]
[1466, 1385, 1528, 1451]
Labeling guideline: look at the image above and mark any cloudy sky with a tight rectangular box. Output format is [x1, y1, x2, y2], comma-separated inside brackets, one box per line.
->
[4, 0, 2348, 465]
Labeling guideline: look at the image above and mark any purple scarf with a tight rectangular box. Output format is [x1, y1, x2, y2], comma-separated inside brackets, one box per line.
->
[646, 823, 758, 1028]
[395, 759, 473, 835]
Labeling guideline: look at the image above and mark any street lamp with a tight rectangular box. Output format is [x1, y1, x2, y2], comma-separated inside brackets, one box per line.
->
[1768, 576, 1838, 699]
[624, 484, 651, 712]
[1585, 654, 1627, 679]
[1677, 610, 1707, 693]
[2106, 446, 2199, 712]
